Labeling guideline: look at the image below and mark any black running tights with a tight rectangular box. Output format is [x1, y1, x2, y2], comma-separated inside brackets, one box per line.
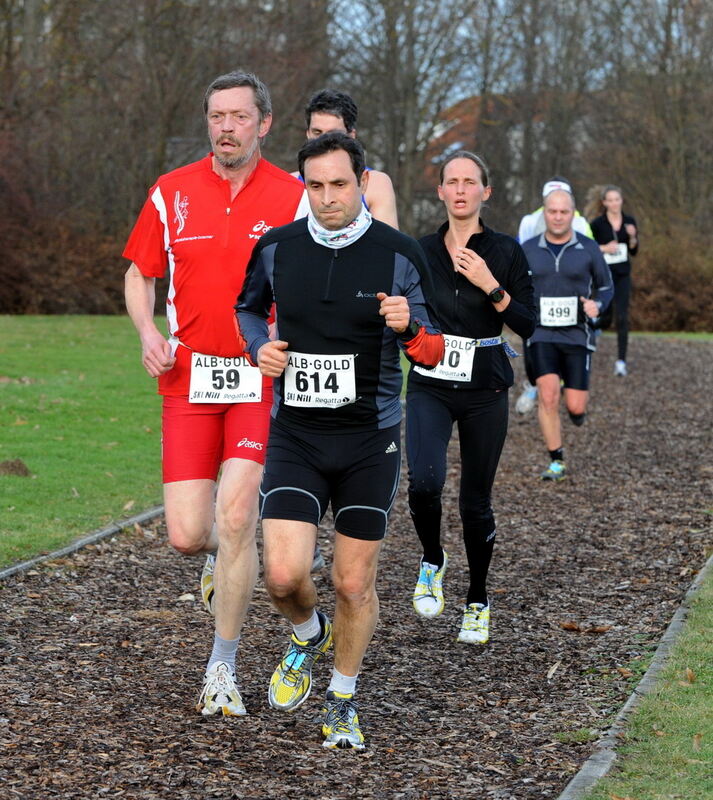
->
[406, 386, 508, 606]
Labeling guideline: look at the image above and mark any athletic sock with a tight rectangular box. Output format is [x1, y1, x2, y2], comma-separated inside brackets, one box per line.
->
[568, 412, 586, 427]
[328, 667, 358, 696]
[549, 447, 564, 462]
[408, 491, 444, 567]
[293, 610, 321, 643]
[207, 633, 240, 674]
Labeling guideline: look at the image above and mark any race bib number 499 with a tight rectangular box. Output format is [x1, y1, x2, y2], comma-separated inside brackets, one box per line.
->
[284, 352, 356, 408]
[189, 353, 262, 403]
[540, 296, 578, 327]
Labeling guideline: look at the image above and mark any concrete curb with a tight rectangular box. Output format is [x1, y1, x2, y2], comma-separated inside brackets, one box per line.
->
[0, 505, 165, 581]
[555, 550, 713, 799]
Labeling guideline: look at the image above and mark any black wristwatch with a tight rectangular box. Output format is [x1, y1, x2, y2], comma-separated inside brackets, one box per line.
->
[488, 286, 506, 303]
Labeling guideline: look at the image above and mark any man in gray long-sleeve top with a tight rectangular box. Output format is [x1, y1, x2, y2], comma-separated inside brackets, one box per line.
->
[522, 188, 613, 481]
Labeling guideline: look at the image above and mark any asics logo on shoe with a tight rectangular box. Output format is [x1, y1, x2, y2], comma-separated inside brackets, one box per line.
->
[385, 441, 398, 454]
[236, 437, 263, 450]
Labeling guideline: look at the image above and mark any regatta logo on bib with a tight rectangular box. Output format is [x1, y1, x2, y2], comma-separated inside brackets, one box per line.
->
[174, 191, 189, 235]
[249, 220, 273, 239]
[236, 438, 263, 450]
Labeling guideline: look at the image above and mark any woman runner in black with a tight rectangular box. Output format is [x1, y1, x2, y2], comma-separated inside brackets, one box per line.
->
[587, 185, 639, 376]
[406, 151, 536, 643]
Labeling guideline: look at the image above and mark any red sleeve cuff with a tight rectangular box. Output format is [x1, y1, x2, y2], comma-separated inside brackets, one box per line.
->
[403, 327, 444, 367]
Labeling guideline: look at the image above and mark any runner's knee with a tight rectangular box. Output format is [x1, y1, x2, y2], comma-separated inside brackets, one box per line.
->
[264, 563, 305, 600]
[215, 502, 257, 540]
[167, 522, 212, 555]
[459, 499, 494, 533]
[408, 489, 441, 515]
[332, 571, 375, 606]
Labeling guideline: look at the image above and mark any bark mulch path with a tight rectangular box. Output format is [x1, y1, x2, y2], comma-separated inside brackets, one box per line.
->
[1, 336, 711, 799]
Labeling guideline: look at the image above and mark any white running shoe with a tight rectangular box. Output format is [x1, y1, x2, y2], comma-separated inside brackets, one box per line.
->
[201, 553, 216, 615]
[412, 552, 448, 618]
[197, 661, 246, 716]
[515, 381, 537, 414]
[614, 360, 627, 377]
[457, 602, 490, 644]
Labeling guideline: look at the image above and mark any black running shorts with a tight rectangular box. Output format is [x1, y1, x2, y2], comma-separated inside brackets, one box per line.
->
[259, 420, 401, 540]
[529, 341, 591, 390]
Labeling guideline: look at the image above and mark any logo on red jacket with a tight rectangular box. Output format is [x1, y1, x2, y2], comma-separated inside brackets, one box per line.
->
[174, 191, 189, 235]
[249, 220, 273, 240]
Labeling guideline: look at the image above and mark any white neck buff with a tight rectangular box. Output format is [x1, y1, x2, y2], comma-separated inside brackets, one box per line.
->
[307, 205, 372, 249]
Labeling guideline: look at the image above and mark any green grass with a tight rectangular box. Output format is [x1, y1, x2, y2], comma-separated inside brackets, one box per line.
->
[0, 315, 163, 567]
[631, 331, 713, 342]
[583, 569, 713, 800]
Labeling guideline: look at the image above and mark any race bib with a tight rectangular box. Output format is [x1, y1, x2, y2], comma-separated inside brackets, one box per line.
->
[414, 334, 475, 382]
[189, 353, 262, 403]
[283, 352, 356, 408]
[603, 243, 628, 265]
[540, 296, 578, 327]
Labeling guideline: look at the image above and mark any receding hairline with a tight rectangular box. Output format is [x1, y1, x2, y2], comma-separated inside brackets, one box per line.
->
[206, 85, 261, 109]
[543, 189, 575, 209]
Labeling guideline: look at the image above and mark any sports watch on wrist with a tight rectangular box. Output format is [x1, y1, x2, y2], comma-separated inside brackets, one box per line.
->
[488, 286, 506, 303]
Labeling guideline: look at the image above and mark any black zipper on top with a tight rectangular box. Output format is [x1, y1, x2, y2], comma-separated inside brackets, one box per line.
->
[322, 249, 338, 301]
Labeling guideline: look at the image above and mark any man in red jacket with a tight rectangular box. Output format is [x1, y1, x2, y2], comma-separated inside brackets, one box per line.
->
[123, 71, 307, 718]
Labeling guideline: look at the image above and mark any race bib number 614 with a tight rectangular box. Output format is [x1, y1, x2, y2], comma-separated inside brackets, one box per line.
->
[284, 352, 356, 408]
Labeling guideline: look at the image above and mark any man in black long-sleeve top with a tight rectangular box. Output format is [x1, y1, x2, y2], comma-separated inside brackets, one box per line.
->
[236, 132, 443, 750]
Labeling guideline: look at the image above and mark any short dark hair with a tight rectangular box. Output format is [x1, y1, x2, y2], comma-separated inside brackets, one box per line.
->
[439, 150, 490, 186]
[298, 132, 366, 181]
[203, 71, 271, 122]
[305, 89, 358, 132]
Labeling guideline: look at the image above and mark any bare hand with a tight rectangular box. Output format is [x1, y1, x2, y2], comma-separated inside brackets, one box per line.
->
[624, 223, 637, 239]
[453, 248, 496, 291]
[257, 340, 289, 377]
[377, 292, 410, 333]
[580, 296, 599, 319]
[602, 240, 620, 254]
[141, 330, 175, 377]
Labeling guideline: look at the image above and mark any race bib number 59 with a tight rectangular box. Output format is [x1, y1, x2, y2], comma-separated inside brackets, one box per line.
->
[284, 352, 356, 408]
[540, 296, 578, 327]
[189, 353, 262, 403]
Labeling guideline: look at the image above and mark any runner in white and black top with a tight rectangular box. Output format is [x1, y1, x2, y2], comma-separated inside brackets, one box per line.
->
[406, 151, 536, 646]
[588, 185, 639, 376]
[236, 132, 443, 750]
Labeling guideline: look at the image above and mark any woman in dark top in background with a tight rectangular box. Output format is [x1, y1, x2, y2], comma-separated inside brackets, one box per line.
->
[588, 185, 639, 376]
[407, 151, 536, 644]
